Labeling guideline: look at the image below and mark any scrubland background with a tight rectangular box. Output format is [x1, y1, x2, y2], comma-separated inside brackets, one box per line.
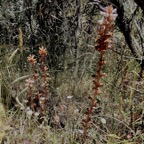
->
[0, 0, 144, 143]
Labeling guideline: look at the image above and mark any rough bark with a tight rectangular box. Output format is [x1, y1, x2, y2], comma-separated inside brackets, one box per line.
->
[134, 0, 144, 14]
[109, 0, 144, 71]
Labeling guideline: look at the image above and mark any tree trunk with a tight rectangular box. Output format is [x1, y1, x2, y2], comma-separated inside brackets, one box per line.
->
[74, 0, 81, 79]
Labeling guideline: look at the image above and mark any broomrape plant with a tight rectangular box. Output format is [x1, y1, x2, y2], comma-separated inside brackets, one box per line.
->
[82, 5, 117, 143]
[25, 46, 50, 123]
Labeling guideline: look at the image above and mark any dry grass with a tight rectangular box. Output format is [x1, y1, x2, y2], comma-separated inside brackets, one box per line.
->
[0, 7, 144, 144]
[1, 55, 144, 143]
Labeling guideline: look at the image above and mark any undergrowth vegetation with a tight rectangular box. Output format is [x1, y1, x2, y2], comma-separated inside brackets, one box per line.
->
[0, 4, 144, 144]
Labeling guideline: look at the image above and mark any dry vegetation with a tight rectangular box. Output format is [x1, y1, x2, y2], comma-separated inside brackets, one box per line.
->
[1, 42, 144, 144]
[0, 1, 144, 144]
[0, 39, 144, 144]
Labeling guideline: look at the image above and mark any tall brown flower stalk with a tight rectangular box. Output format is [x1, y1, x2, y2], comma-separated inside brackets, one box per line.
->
[26, 47, 49, 122]
[82, 5, 117, 143]
[27, 54, 42, 114]
[38, 46, 48, 112]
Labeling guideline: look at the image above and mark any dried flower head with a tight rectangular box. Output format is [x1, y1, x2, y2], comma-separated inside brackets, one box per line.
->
[27, 55, 37, 65]
[100, 5, 117, 21]
[39, 46, 47, 57]
[25, 78, 34, 87]
[83, 5, 117, 143]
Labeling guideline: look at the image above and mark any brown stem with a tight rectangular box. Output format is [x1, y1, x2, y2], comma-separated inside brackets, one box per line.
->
[32, 64, 42, 114]
[83, 5, 117, 143]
